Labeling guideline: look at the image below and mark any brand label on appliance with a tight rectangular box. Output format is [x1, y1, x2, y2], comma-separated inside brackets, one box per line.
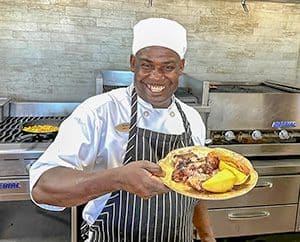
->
[272, 121, 297, 128]
[0, 182, 21, 189]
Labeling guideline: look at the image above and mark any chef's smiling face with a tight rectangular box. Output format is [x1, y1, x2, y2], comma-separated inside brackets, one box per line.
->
[130, 46, 185, 108]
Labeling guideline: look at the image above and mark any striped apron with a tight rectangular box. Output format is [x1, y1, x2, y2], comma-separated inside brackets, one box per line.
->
[81, 88, 198, 242]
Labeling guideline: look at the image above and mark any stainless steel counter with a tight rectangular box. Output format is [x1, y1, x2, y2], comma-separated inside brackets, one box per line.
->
[0, 143, 51, 154]
[210, 143, 300, 157]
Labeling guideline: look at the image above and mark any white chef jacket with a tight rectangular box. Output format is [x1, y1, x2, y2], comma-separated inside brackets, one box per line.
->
[29, 83, 206, 225]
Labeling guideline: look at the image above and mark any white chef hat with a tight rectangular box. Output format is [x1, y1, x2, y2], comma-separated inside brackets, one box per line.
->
[132, 18, 187, 59]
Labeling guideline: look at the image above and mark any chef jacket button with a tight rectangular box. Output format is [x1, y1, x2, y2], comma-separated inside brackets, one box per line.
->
[170, 111, 175, 117]
[143, 111, 149, 117]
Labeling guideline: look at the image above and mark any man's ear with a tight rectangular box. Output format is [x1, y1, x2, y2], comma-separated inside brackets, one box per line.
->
[179, 59, 185, 75]
[130, 54, 136, 72]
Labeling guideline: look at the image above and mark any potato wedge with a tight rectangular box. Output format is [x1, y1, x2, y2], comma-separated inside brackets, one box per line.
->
[219, 160, 249, 185]
[202, 169, 236, 193]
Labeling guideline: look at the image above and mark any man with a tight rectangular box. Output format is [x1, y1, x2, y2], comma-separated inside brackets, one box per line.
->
[30, 18, 216, 242]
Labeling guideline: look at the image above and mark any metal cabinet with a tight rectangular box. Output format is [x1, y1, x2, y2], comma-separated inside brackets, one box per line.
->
[0, 200, 70, 242]
[205, 175, 300, 238]
[209, 205, 297, 238]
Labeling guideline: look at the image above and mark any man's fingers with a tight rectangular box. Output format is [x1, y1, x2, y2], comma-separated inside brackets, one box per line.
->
[141, 161, 166, 177]
[149, 175, 171, 192]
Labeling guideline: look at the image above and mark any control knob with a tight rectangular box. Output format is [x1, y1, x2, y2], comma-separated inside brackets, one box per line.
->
[224, 131, 236, 141]
[279, 129, 290, 140]
[205, 138, 213, 145]
[251, 130, 262, 141]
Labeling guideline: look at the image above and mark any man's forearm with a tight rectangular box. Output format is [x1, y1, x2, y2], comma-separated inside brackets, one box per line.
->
[31, 160, 169, 207]
[32, 166, 121, 207]
[193, 200, 216, 242]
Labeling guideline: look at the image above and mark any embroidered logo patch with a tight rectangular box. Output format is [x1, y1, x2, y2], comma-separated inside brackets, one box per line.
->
[115, 123, 130, 133]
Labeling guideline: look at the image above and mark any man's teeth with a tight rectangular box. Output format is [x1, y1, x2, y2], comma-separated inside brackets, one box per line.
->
[147, 84, 165, 93]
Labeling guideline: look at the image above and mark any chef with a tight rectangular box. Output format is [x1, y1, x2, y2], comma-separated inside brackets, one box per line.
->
[30, 17, 216, 242]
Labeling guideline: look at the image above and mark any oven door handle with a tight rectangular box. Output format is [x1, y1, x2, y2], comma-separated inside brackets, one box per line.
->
[228, 211, 270, 220]
[254, 181, 273, 189]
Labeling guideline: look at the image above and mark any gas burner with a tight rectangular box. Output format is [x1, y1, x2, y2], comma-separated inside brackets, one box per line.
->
[16, 133, 56, 143]
[0, 116, 65, 143]
[208, 82, 287, 93]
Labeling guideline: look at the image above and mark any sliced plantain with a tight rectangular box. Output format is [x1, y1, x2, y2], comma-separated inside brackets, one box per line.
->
[202, 169, 236, 193]
[219, 160, 249, 185]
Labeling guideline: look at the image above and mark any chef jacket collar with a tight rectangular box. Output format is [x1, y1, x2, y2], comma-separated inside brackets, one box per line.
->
[127, 83, 176, 111]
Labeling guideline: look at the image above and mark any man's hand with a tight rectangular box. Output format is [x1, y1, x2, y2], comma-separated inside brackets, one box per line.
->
[193, 201, 216, 242]
[116, 160, 170, 199]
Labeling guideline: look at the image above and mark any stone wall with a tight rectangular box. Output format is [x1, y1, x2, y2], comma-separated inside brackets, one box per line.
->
[0, 0, 299, 101]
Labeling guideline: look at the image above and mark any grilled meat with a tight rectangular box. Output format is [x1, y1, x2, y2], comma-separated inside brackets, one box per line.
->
[171, 151, 220, 191]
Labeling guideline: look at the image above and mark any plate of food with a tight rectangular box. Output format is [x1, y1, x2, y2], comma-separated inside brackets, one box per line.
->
[158, 146, 258, 200]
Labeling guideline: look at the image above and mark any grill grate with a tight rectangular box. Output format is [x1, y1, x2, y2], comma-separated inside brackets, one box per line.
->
[0, 116, 65, 143]
[209, 84, 287, 93]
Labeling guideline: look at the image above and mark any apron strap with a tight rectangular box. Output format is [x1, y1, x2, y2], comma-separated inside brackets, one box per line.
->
[124, 88, 138, 164]
[175, 100, 194, 146]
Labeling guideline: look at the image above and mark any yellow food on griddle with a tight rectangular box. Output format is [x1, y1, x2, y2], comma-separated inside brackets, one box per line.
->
[202, 169, 236, 193]
[219, 160, 249, 185]
[23, 125, 59, 133]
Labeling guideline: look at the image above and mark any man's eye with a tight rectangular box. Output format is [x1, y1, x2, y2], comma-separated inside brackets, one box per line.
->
[165, 66, 175, 72]
[141, 63, 151, 70]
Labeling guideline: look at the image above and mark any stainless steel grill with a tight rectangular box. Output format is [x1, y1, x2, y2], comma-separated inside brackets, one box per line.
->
[206, 82, 300, 156]
[0, 102, 77, 242]
[204, 81, 300, 239]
